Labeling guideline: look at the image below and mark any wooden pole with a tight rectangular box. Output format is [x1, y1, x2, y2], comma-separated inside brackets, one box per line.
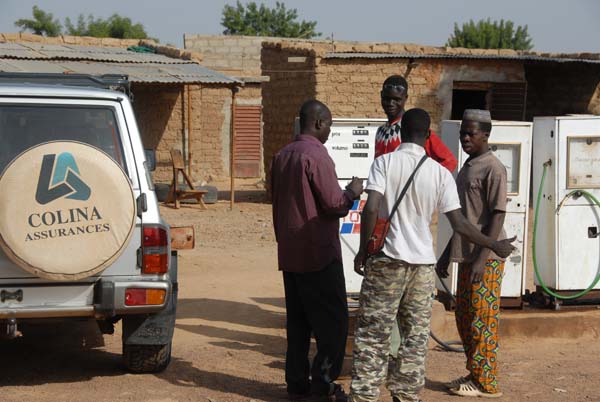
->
[186, 85, 193, 176]
[230, 86, 239, 210]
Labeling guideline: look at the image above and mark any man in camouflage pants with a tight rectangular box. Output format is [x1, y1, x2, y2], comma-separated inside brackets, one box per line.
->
[354, 255, 435, 402]
[350, 109, 515, 402]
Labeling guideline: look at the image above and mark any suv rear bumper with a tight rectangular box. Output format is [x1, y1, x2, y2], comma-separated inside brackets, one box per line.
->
[0, 279, 171, 319]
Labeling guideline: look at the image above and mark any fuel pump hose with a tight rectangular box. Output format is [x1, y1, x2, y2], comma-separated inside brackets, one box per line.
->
[532, 161, 600, 300]
[430, 271, 464, 353]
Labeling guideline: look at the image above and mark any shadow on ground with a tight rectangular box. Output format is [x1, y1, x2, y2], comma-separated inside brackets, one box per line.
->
[0, 321, 123, 386]
[425, 377, 450, 393]
[176, 298, 287, 361]
[158, 357, 287, 401]
[218, 189, 268, 203]
[177, 298, 286, 329]
[251, 297, 286, 309]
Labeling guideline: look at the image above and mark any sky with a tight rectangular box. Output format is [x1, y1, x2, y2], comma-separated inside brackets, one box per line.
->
[0, 0, 599, 53]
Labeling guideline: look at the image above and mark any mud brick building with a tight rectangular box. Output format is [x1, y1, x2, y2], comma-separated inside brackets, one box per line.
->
[185, 34, 600, 181]
[0, 33, 263, 183]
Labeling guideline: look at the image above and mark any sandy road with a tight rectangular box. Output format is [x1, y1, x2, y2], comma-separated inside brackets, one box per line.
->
[1, 199, 599, 402]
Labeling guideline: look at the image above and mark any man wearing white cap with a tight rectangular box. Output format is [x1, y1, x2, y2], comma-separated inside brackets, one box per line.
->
[437, 109, 507, 398]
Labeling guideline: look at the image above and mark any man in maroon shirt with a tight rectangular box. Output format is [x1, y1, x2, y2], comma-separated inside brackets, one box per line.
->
[272, 100, 363, 401]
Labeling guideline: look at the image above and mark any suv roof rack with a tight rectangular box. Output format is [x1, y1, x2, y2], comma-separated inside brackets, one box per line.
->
[0, 73, 131, 97]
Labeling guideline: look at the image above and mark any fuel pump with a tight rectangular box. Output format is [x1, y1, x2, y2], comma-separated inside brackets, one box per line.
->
[531, 116, 600, 305]
[436, 120, 533, 308]
[295, 118, 384, 296]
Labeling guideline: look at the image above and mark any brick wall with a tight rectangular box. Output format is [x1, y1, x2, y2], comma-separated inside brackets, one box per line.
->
[132, 83, 262, 184]
[525, 62, 600, 119]
[317, 58, 524, 131]
[261, 43, 318, 180]
[261, 41, 526, 182]
[188, 84, 231, 182]
[132, 84, 184, 183]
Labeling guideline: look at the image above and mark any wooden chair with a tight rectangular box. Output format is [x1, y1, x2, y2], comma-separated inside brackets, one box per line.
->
[166, 150, 207, 209]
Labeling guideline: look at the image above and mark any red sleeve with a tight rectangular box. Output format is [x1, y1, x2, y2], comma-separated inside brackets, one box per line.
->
[425, 131, 458, 172]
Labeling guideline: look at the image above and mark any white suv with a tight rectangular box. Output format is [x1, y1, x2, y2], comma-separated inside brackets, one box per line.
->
[0, 73, 176, 373]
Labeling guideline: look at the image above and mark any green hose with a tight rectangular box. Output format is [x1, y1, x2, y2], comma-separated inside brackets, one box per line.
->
[533, 161, 600, 300]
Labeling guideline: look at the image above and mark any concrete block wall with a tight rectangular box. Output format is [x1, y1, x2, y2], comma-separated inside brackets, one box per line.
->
[184, 34, 266, 77]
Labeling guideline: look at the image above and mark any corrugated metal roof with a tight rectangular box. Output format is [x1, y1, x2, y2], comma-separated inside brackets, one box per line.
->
[323, 52, 600, 64]
[0, 42, 191, 64]
[0, 59, 240, 84]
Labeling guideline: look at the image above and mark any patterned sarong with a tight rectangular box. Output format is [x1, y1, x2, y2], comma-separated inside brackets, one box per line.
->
[455, 259, 504, 394]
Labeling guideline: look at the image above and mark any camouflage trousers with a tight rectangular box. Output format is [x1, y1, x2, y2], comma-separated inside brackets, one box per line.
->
[349, 254, 435, 402]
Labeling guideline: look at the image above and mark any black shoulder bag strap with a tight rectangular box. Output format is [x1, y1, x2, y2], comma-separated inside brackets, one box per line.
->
[386, 154, 428, 221]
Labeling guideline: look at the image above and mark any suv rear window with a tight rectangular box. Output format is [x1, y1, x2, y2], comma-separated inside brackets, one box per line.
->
[0, 105, 125, 172]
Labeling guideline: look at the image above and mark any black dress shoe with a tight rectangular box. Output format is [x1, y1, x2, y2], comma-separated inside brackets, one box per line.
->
[288, 390, 312, 401]
[326, 384, 348, 402]
[288, 382, 311, 400]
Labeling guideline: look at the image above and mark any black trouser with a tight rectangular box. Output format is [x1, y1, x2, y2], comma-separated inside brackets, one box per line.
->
[283, 260, 348, 395]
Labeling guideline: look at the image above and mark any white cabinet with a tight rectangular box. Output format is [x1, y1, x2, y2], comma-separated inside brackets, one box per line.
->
[532, 116, 600, 291]
[436, 120, 533, 304]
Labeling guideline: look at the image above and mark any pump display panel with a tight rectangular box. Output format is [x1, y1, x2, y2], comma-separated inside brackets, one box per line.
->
[490, 142, 521, 195]
[567, 136, 600, 189]
[325, 126, 376, 179]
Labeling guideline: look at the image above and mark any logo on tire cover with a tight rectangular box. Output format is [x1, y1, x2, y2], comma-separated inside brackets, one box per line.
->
[35, 152, 91, 205]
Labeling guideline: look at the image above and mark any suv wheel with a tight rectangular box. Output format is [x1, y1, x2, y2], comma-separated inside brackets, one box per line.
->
[123, 342, 172, 373]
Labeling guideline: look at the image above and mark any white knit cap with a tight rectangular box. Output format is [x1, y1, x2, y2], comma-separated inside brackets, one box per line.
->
[462, 109, 491, 123]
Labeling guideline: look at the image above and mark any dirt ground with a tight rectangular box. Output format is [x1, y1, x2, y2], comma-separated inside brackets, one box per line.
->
[1, 192, 600, 402]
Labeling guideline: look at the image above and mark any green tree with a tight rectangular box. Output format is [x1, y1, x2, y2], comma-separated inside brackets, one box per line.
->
[14, 6, 62, 37]
[221, 1, 320, 39]
[447, 19, 533, 50]
[64, 14, 149, 39]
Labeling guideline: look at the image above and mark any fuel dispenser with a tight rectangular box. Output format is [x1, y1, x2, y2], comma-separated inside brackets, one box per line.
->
[532, 116, 600, 302]
[436, 120, 533, 308]
[294, 118, 384, 295]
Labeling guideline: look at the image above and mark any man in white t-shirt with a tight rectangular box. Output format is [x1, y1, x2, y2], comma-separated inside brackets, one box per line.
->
[348, 109, 515, 402]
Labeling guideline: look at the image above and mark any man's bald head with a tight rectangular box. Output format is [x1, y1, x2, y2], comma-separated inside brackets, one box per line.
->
[299, 100, 330, 129]
[400, 108, 431, 146]
[299, 100, 333, 143]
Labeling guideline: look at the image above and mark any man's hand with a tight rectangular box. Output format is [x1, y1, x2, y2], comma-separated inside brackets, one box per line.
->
[435, 254, 450, 279]
[354, 251, 367, 276]
[469, 253, 488, 283]
[470, 263, 485, 283]
[491, 236, 517, 258]
[346, 177, 364, 199]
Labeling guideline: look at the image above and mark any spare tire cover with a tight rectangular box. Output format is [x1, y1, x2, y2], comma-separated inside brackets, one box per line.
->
[0, 141, 136, 281]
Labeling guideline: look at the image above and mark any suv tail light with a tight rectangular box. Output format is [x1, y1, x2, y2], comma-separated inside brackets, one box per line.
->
[142, 225, 169, 274]
[125, 288, 166, 306]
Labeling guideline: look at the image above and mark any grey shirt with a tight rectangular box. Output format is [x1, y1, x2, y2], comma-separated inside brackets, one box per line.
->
[450, 150, 508, 263]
